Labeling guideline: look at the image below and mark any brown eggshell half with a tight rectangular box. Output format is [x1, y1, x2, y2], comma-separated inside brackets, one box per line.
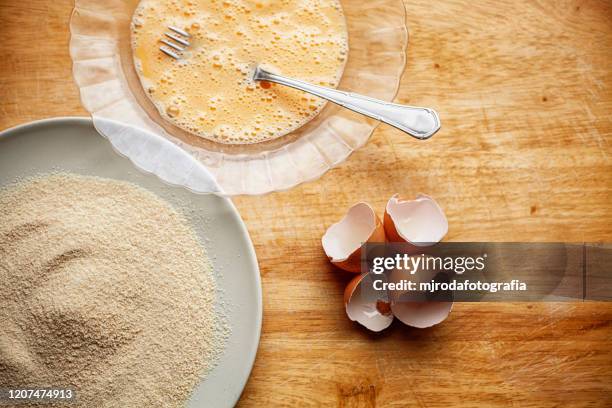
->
[322, 202, 386, 273]
[384, 194, 448, 246]
[388, 255, 453, 328]
[344, 273, 394, 332]
[391, 299, 453, 329]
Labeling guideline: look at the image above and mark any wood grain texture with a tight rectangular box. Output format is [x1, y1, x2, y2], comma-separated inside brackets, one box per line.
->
[1, 0, 611, 406]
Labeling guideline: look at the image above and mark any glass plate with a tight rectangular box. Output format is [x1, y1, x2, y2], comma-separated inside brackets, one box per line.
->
[70, 0, 408, 195]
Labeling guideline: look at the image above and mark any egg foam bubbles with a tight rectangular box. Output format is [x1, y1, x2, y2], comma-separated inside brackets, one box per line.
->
[131, 0, 349, 144]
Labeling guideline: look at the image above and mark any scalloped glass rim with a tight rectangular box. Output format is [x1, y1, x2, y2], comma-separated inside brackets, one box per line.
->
[69, 0, 408, 195]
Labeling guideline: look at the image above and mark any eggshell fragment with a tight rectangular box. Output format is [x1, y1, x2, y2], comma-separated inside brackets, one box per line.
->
[322, 202, 386, 273]
[391, 300, 452, 329]
[384, 194, 448, 246]
[388, 256, 453, 328]
[344, 274, 393, 332]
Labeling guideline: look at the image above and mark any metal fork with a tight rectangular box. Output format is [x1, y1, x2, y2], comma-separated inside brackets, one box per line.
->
[159, 26, 440, 140]
[253, 67, 440, 140]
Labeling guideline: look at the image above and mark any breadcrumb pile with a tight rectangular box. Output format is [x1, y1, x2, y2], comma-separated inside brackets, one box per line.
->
[0, 173, 227, 407]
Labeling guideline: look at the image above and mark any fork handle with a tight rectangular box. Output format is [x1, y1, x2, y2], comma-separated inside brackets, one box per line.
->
[253, 67, 440, 140]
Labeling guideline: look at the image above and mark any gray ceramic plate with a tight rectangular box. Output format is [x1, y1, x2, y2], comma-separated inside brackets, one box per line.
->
[0, 117, 262, 407]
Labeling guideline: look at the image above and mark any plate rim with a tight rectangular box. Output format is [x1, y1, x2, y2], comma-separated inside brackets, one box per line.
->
[0, 116, 263, 407]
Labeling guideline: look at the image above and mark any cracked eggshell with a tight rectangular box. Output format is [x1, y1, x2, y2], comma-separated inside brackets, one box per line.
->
[391, 299, 453, 329]
[322, 202, 386, 273]
[383, 194, 448, 246]
[344, 273, 393, 332]
[389, 256, 453, 328]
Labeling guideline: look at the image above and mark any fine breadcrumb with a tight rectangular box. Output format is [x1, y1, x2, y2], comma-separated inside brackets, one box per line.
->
[0, 173, 227, 407]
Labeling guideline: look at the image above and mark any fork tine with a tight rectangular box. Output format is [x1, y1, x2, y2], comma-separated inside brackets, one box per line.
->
[165, 32, 190, 47]
[160, 46, 181, 59]
[168, 25, 190, 37]
[161, 39, 184, 51]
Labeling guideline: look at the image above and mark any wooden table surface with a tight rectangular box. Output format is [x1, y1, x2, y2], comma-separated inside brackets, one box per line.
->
[1, 0, 611, 406]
